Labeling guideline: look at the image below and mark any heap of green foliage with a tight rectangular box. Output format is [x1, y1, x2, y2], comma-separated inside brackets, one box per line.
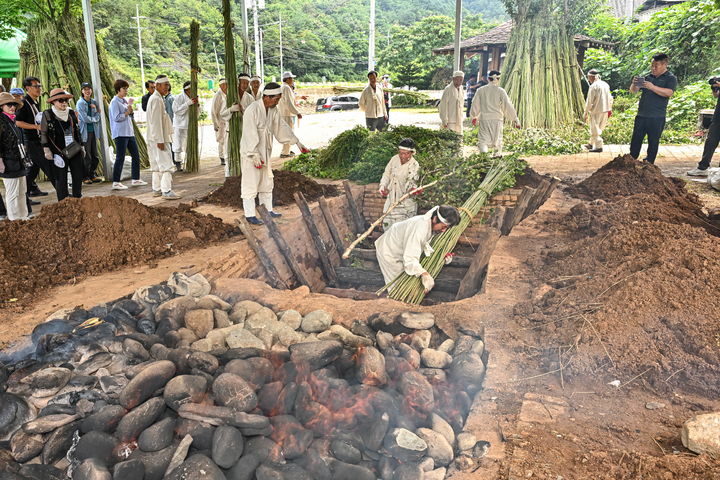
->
[463, 124, 585, 155]
[284, 125, 526, 207]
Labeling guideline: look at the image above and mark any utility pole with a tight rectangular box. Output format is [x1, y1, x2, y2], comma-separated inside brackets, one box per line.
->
[368, 0, 376, 71]
[241, 0, 250, 72]
[278, 14, 283, 75]
[253, 0, 261, 78]
[453, 0, 462, 72]
[213, 42, 221, 77]
[259, 28, 265, 81]
[81, 0, 111, 181]
[133, 4, 146, 89]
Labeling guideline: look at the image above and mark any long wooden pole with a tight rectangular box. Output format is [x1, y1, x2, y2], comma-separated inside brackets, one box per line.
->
[342, 178, 440, 259]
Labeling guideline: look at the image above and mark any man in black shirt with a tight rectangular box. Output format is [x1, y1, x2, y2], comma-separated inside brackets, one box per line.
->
[687, 79, 720, 176]
[15, 76, 55, 197]
[141, 80, 155, 112]
[628, 53, 677, 164]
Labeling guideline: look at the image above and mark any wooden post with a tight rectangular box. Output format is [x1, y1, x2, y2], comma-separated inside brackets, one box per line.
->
[318, 196, 349, 266]
[257, 206, 313, 290]
[235, 217, 288, 290]
[522, 178, 550, 221]
[294, 192, 339, 287]
[501, 186, 534, 235]
[455, 228, 501, 300]
[343, 180, 365, 234]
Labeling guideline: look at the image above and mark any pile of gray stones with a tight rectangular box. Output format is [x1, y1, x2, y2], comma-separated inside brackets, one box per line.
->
[0, 273, 488, 480]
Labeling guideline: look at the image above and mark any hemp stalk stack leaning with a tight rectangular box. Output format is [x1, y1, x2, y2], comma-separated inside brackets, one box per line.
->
[222, 0, 243, 177]
[185, 20, 201, 173]
[380, 160, 518, 304]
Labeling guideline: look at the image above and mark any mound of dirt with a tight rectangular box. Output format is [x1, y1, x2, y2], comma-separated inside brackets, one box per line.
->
[519, 159, 720, 397]
[570, 154, 704, 213]
[205, 170, 340, 208]
[0, 196, 238, 303]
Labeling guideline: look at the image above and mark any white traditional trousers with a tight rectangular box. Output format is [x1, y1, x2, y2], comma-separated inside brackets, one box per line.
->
[147, 143, 174, 193]
[478, 120, 504, 153]
[281, 117, 295, 155]
[2, 177, 28, 220]
[589, 112, 608, 149]
[446, 122, 463, 134]
[216, 124, 226, 159]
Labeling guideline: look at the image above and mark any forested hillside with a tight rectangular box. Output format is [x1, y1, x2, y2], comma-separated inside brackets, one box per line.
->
[90, 0, 505, 89]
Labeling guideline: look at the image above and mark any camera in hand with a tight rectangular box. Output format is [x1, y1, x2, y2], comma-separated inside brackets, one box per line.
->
[709, 77, 720, 92]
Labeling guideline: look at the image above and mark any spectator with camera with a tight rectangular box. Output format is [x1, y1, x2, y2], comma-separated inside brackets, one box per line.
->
[628, 53, 677, 164]
[687, 77, 720, 176]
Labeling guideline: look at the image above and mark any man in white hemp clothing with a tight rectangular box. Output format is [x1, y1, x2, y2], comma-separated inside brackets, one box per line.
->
[241, 82, 309, 225]
[145, 75, 180, 199]
[470, 70, 520, 155]
[211, 78, 228, 166]
[584, 68, 613, 153]
[278, 71, 302, 158]
[375, 205, 461, 294]
[379, 138, 420, 230]
[220, 73, 256, 177]
[171, 81, 198, 171]
[359, 70, 388, 131]
[250, 75, 263, 100]
[438, 70, 465, 134]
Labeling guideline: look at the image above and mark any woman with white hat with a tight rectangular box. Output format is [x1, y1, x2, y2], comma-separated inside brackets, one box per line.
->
[0, 92, 31, 219]
[40, 88, 85, 200]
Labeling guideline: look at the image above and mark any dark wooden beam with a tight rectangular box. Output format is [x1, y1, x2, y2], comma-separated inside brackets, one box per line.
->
[343, 180, 366, 234]
[501, 186, 535, 235]
[336, 266, 460, 294]
[318, 196, 349, 266]
[257, 206, 313, 291]
[294, 192, 339, 287]
[455, 228, 501, 300]
[350, 248, 474, 269]
[235, 217, 288, 290]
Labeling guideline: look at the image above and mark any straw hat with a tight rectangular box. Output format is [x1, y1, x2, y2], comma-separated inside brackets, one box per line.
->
[0, 92, 22, 107]
[47, 88, 73, 103]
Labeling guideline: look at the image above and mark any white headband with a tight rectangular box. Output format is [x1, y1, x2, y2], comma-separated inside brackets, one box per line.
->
[436, 210, 449, 225]
[263, 87, 282, 95]
[155, 77, 170, 84]
[453, 70, 465, 78]
[250, 76, 261, 80]
[398, 146, 416, 152]
[219, 79, 227, 85]
[488, 73, 501, 80]
[238, 75, 250, 80]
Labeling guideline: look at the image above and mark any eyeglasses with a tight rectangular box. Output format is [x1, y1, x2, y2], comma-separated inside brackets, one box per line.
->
[29, 84, 41, 89]
[56, 99, 69, 104]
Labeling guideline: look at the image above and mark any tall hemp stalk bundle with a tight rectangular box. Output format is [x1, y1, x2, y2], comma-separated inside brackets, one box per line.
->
[500, 1, 585, 128]
[222, 0, 242, 177]
[18, 14, 149, 171]
[380, 160, 518, 304]
[185, 20, 201, 173]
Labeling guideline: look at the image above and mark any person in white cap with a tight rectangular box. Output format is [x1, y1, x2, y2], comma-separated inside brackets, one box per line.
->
[220, 73, 256, 177]
[240, 82, 309, 225]
[379, 138, 420, 230]
[278, 71, 301, 158]
[439, 70, 466, 134]
[359, 70, 387, 131]
[250, 76, 263, 100]
[211, 78, 228, 166]
[470, 70, 520, 155]
[146, 75, 180, 200]
[375, 205, 461, 293]
[171, 81, 198, 171]
[584, 69, 613, 153]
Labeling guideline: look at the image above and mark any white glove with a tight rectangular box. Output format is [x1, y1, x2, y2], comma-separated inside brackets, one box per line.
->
[421, 273, 435, 293]
[229, 104, 241, 112]
[44, 147, 53, 160]
[53, 154, 65, 168]
[444, 253, 455, 265]
[248, 155, 263, 168]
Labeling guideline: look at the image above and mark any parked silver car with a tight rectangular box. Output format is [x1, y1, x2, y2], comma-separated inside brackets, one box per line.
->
[315, 95, 360, 111]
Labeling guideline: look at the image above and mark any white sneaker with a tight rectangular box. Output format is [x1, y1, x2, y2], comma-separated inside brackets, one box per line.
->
[112, 182, 128, 190]
[131, 179, 148, 186]
[686, 168, 709, 177]
[162, 191, 181, 200]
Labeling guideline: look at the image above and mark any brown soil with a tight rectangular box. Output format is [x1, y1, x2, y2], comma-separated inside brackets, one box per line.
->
[514, 165, 546, 189]
[0, 196, 238, 305]
[520, 156, 720, 399]
[204, 170, 340, 208]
